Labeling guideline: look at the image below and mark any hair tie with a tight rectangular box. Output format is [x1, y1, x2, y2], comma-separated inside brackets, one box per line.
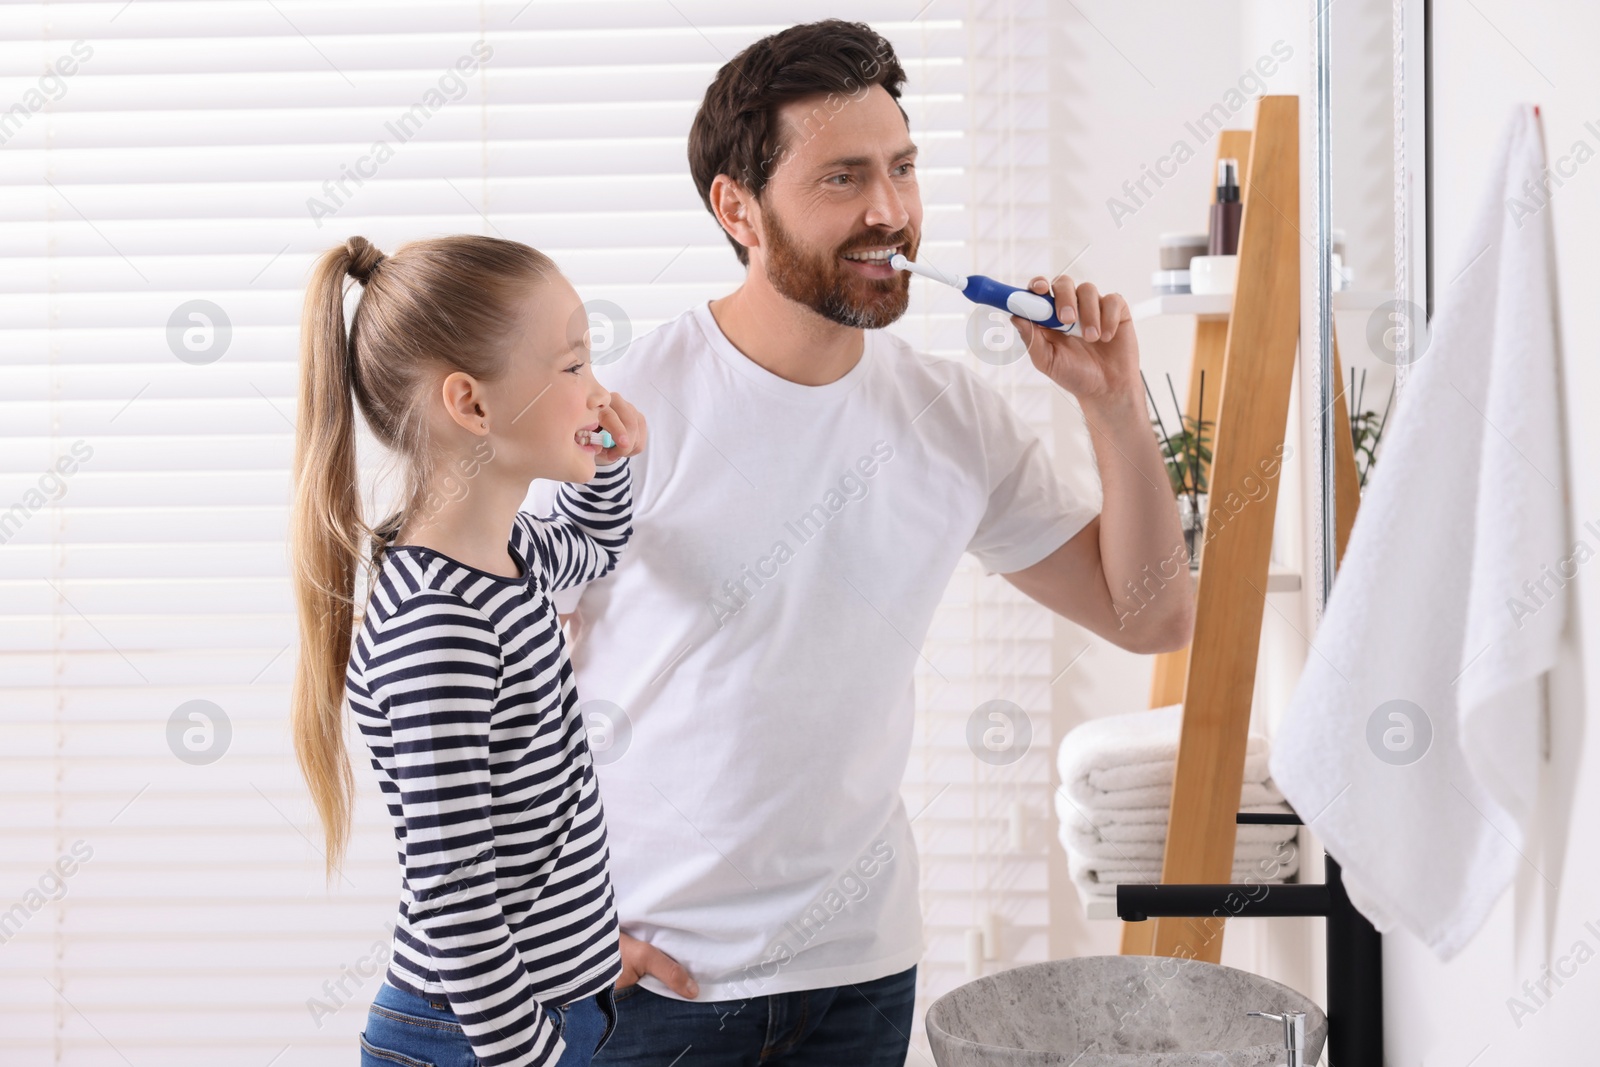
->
[346, 237, 386, 286]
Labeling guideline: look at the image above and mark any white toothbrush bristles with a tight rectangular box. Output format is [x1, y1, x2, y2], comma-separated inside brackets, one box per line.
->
[888, 254, 966, 291]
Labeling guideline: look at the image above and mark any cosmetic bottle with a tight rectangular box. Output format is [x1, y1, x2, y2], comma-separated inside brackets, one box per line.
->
[1208, 158, 1241, 256]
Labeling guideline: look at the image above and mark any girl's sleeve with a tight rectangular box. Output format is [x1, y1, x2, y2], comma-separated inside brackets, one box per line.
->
[519, 457, 633, 592]
[377, 594, 568, 1067]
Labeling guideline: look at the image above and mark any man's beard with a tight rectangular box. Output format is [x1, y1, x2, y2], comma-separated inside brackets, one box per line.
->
[761, 202, 916, 330]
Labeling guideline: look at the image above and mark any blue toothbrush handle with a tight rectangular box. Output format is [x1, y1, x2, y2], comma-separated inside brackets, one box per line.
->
[963, 274, 1079, 334]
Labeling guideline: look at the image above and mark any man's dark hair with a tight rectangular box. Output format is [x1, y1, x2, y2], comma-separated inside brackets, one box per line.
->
[688, 20, 909, 266]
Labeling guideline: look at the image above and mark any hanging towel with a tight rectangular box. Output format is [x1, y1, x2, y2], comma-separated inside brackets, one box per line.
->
[1057, 705, 1278, 810]
[1269, 104, 1567, 960]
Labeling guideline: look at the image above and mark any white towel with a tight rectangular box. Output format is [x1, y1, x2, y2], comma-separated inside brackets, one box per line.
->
[1061, 827, 1295, 864]
[1067, 845, 1302, 902]
[1055, 707, 1300, 904]
[1056, 800, 1299, 860]
[1059, 780, 1286, 813]
[1057, 705, 1276, 810]
[1269, 104, 1567, 960]
[1056, 800, 1293, 829]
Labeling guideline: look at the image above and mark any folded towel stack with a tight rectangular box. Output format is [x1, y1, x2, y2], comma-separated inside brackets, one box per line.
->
[1055, 705, 1301, 904]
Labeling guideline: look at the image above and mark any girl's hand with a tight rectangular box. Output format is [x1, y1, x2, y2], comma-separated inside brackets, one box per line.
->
[616, 931, 697, 998]
[595, 392, 647, 464]
[1010, 273, 1140, 407]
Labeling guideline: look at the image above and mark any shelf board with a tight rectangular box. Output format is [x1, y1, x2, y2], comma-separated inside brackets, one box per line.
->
[1266, 566, 1301, 593]
[1189, 566, 1301, 592]
[1085, 897, 1121, 921]
[1133, 289, 1391, 323]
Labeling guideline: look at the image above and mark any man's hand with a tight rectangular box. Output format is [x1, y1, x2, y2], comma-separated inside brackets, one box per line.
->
[616, 931, 698, 998]
[596, 391, 648, 464]
[1010, 274, 1139, 406]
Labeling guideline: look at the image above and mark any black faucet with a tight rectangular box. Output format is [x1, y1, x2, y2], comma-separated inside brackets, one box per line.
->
[1115, 809, 1383, 1066]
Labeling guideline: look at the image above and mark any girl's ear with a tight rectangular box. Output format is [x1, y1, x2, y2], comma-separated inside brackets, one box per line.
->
[440, 371, 491, 435]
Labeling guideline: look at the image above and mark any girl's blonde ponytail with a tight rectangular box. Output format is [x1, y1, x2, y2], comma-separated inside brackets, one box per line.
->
[289, 238, 374, 881]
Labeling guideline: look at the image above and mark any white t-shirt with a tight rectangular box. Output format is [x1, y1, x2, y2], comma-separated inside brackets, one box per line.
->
[533, 301, 1097, 1001]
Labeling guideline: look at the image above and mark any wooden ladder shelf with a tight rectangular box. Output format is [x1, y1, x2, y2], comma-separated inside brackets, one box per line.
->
[1119, 94, 1364, 961]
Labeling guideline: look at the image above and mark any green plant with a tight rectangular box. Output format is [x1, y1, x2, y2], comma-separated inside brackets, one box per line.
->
[1348, 368, 1395, 490]
[1155, 415, 1213, 496]
[1143, 370, 1212, 516]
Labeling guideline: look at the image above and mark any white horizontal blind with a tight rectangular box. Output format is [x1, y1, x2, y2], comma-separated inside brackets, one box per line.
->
[0, 2, 1056, 1064]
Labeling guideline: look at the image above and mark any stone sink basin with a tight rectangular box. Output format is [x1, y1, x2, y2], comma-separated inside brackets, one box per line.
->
[926, 955, 1327, 1066]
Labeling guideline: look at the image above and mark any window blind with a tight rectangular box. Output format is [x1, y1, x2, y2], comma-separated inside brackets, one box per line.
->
[0, 2, 1059, 1063]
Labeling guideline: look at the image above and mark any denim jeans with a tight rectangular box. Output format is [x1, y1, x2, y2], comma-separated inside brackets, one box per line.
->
[593, 964, 917, 1066]
[360, 980, 617, 1067]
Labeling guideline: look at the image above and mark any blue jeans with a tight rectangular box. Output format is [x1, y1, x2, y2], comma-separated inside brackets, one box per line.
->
[593, 964, 917, 1066]
[360, 980, 617, 1067]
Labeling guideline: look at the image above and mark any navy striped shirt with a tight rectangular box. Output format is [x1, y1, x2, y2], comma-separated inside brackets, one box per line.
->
[347, 459, 631, 1066]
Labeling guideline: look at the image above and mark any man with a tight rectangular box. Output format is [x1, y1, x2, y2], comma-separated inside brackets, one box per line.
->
[548, 19, 1193, 1065]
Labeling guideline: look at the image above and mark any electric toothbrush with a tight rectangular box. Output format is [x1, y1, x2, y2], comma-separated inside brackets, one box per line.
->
[889, 254, 1081, 335]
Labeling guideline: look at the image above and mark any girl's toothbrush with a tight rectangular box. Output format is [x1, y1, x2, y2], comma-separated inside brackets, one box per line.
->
[889, 254, 1081, 335]
[579, 428, 614, 448]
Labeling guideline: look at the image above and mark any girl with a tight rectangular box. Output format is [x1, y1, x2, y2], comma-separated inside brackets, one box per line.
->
[289, 235, 645, 1067]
